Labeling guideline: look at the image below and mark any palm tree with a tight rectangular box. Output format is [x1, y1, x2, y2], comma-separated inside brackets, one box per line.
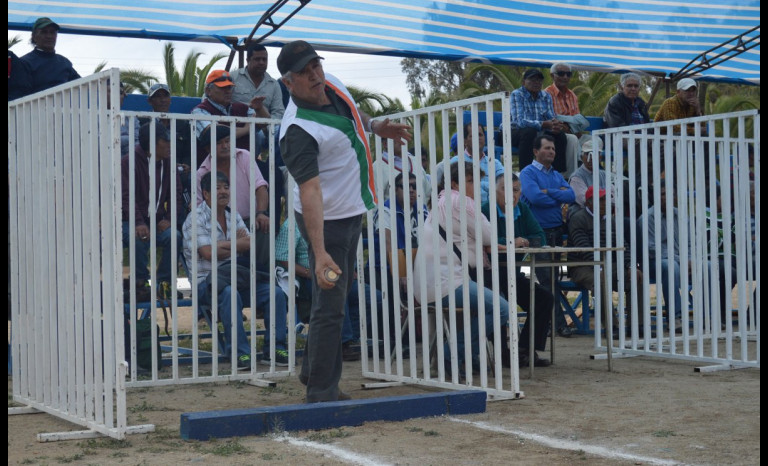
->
[8, 35, 22, 49]
[162, 42, 227, 97]
[92, 61, 158, 94]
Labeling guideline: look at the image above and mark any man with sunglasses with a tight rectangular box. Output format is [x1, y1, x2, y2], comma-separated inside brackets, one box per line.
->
[545, 62, 586, 177]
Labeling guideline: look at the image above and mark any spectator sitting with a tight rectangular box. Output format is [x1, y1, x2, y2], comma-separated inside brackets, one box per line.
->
[195, 124, 285, 355]
[520, 134, 576, 337]
[568, 138, 607, 208]
[603, 72, 652, 181]
[372, 141, 430, 204]
[481, 173, 552, 367]
[568, 186, 646, 337]
[654, 78, 706, 136]
[371, 172, 428, 352]
[275, 218, 313, 327]
[636, 184, 686, 319]
[182, 171, 253, 370]
[545, 62, 589, 177]
[413, 161, 511, 375]
[191, 70, 261, 152]
[603, 72, 651, 130]
[19, 17, 80, 96]
[121, 121, 183, 290]
[450, 123, 505, 206]
[511, 68, 568, 172]
[140, 83, 196, 225]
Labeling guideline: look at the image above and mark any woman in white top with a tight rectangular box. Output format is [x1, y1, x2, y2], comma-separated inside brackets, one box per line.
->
[413, 161, 510, 374]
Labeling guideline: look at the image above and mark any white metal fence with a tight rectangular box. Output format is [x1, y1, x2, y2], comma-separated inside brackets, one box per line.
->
[592, 110, 760, 370]
[359, 93, 523, 400]
[7, 70, 146, 440]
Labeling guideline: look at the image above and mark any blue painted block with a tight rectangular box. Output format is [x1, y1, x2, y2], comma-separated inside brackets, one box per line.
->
[180, 390, 486, 440]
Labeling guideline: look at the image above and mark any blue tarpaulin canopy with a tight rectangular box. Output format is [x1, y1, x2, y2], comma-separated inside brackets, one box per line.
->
[8, 0, 760, 84]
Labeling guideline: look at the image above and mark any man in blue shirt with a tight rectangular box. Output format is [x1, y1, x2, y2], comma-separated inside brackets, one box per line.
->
[511, 68, 568, 171]
[20, 17, 80, 96]
[520, 134, 576, 337]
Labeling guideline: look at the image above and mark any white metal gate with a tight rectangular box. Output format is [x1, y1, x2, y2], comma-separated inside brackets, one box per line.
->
[592, 109, 760, 370]
[359, 93, 523, 399]
[7, 70, 151, 440]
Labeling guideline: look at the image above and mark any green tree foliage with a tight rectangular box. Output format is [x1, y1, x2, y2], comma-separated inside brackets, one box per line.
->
[8, 35, 22, 49]
[92, 61, 158, 94]
[162, 42, 227, 97]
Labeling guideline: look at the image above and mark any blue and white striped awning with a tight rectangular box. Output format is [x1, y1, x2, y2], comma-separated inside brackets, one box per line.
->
[8, 0, 760, 84]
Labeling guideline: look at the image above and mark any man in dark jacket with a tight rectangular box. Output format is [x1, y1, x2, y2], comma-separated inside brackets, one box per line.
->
[20, 17, 80, 96]
[603, 72, 651, 129]
[567, 186, 645, 338]
[121, 121, 183, 287]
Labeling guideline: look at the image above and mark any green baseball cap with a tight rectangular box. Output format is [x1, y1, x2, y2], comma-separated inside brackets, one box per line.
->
[33, 17, 60, 31]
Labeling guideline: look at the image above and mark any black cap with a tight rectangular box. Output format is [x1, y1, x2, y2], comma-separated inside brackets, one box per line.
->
[523, 68, 544, 80]
[138, 121, 171, 151]
[277, 40, 323, 76]
[33, 17, 60, 31]
[198, 124, 232, 149]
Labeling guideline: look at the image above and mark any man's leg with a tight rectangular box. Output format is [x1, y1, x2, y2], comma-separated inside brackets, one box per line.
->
[551, 131, 569, 173]
[257, 282, 289, 357]
[123, 221, 150, 283]
[217, 285, 250, 358]
[297, 214, 361, 402]
[538, 227, 570, 334]
[156, 226, 181, 284]
[659, 259, 683, 319]
[515, 274, 554, 352]
[564, 133, 579, 178]
[511, 127, 538, 170]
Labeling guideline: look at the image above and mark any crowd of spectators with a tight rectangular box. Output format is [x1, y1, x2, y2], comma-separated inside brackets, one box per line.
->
[9, 20, 751, 393]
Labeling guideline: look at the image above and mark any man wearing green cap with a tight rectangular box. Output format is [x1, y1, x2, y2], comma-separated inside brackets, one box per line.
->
[20, 17, 80, 96]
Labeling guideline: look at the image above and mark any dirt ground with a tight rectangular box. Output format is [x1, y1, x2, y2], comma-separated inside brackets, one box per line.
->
[8, 327, 760, 466]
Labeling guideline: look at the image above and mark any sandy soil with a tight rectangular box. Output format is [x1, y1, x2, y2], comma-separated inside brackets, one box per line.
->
[8, 327, 760, 466]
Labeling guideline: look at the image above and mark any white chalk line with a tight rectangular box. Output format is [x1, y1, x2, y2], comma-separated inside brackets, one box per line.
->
[449, 417, 685, 466]
[275, 433, 393, 466]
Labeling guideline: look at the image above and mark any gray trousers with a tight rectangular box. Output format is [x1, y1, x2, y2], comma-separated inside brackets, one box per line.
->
[296, 213, 362, 402]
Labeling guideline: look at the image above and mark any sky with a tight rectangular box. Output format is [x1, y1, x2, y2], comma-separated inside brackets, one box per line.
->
[8, 31, 414, 108]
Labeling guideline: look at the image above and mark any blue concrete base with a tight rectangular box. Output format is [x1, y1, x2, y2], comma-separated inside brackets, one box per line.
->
[180, 390, 486, 440]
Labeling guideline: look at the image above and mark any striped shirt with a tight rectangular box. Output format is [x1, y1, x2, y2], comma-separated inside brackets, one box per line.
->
[545, 84, 580, 116]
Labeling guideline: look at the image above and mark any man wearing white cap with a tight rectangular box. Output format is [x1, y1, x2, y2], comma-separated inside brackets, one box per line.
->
[654, 78, 706, 136]
[568, 138, 607, 208]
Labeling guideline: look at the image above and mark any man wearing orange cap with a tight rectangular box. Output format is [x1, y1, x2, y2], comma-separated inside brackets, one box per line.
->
[192, 69, 267, 152]
[567, 186, 645, 338]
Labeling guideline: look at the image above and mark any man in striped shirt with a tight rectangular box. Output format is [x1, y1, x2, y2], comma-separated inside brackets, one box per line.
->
[545, 62, 582, 177]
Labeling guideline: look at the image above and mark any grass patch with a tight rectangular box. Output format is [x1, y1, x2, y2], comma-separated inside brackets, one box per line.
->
[128, 400, 170, 413]
[406, 426, 424, 433]
[652, 430, 677, 438]
[201, 438, 251, 457]
[54, 452, 85, 463]
[424, 430, 440, 437]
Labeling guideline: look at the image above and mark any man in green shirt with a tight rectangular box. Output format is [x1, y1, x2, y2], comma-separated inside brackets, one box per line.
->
[482, 173, 553, 367]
